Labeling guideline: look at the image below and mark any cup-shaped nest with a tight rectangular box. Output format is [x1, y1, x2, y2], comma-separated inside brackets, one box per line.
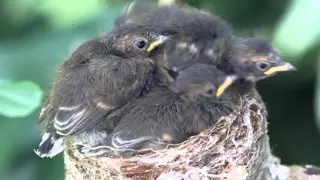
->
[64, 89, 272, 180]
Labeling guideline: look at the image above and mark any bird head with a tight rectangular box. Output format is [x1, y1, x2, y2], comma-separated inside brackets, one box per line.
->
[231, 38, 297, 82]
[169, 64, 236, 99]
[54, 25, 169, 105]
[107, 24, 169, 59]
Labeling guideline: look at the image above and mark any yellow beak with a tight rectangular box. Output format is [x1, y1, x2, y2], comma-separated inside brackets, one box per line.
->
[264, 62, 297, 75]
[147, 35, 168, 52]
[216, 75, 237, 97]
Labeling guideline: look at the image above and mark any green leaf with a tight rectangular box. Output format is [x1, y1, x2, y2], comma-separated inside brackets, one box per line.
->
[0, 79, 43, 118]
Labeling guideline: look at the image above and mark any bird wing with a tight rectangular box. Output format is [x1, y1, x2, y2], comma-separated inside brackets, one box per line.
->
[52, 104, 112, 136]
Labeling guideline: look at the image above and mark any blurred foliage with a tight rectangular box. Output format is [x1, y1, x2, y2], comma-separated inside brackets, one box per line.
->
[0, 0, 319, 179]
[273, 0, 320, 59]
[0, 79, 42, 117]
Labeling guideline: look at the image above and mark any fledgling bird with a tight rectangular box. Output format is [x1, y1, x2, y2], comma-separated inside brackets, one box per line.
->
[78, 63, 241, 157]
[115, 1, 232, 85]
[228, 37, 296, 81]
[165, 37, 297, 96]
[115, 2, 296, 92]
[74, 2, 297, 157]
[34, 24, 167, 158]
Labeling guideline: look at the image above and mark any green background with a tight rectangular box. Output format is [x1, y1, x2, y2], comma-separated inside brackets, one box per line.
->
[0, 0, 319, 179]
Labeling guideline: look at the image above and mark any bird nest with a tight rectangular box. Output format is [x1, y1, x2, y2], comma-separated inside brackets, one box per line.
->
[64, 89, 272, 180]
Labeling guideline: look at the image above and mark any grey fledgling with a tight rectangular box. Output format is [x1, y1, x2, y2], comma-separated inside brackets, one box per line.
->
[116, 2, 296, 91]
[78, 63, 242, 157]
[76, 2, 296, 157]
[34, 24, 168, 158]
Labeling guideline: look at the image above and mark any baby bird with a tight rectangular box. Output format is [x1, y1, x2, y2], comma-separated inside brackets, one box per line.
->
[115, 1, 296, 91]
[35, 24, 167, 158]
[78, 63, 241, 157]
[165, 37, 297, 96]
[76, 2, 296, 157]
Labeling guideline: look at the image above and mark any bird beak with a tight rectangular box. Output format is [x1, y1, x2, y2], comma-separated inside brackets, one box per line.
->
[264, 62, 297, 75]
[147, 35, 169, 52]
[216, 75, 238, 97]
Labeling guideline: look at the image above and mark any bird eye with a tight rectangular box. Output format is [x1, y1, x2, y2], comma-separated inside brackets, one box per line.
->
[135, 40, 146, 49]
[80, 59, 90, 65]
[204, 89, 215, 97]
[256, 62, 270, 71]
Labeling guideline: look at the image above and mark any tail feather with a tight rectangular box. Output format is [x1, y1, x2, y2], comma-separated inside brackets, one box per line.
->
[34, 133, 64, 158]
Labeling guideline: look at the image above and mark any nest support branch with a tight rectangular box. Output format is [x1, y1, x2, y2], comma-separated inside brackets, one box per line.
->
[64, 89, 320, 180]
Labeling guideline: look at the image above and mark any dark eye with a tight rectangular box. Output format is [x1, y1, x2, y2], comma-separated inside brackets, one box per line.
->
[135, 40, 146, 49]
[204, 89, 214, 97]
[256, 62, 270, 71]
[80, 59, 90, 65]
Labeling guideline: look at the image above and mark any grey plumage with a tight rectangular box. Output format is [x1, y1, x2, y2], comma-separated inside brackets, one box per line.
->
[115, 2, 296, 86]
[49, 3, 297, 158]
[35, 24, 167, 158]
[78, 64, 243, 157]
[76, 3, 296, 157]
